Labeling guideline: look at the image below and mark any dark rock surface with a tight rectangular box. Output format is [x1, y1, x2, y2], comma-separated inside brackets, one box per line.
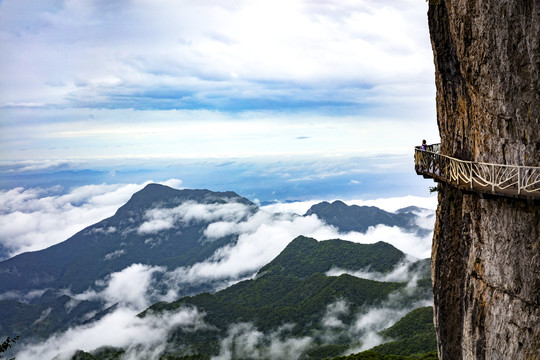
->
[427, 0, 540, 359]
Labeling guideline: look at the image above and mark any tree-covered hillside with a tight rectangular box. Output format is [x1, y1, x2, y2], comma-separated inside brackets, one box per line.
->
[61, 236, 434, 360]
[0, 184, 257, 340]
[0, 184, 256, 294]
[131, 237, 432, 360]
[2, 185, 435, 360]
[258, 236, 406, 278]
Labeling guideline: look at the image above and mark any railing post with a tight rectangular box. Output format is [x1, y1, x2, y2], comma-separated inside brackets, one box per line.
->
[470, 163, 473, 189]
[491, 164, 495, 192]
[517, 168, 521, 195]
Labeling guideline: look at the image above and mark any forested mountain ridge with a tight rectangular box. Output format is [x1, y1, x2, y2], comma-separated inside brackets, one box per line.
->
[0, 184, 256, 295]
[0, 184, 257, 340]
[305, 201, 430, 237]
[133, 237, 433, 359]
[257, 236, 406, 279]
[0, 184, 435, 359]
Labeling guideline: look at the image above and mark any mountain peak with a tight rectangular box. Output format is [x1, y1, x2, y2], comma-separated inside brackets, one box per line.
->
[257, 236, 405, 279]
[0, 184, 257, 297]
[115, 184, 254, 216]
[304, 200, 417, 233]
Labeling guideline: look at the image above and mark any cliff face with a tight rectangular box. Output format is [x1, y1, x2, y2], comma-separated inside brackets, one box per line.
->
[427, 1, 540, 359]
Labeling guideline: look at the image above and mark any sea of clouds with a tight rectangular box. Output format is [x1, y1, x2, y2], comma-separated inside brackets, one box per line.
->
[0, 179, 436, 260]
[0, 179, 437, 359]
[16, 265, 432, 360]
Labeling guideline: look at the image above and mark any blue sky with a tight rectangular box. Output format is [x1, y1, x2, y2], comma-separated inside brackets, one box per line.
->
[1, 0, 439, 202]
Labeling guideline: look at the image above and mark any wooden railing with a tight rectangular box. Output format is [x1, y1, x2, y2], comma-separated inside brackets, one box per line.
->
[414, 144, 540, 199]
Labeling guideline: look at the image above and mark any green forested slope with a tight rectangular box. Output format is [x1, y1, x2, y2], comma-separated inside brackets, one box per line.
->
[135, 238, 432, 359]
[328, 307, 437, 360]
[258, 236, 406, 278]
[370, 307, 436, 356]
[0, 184, 256, 295]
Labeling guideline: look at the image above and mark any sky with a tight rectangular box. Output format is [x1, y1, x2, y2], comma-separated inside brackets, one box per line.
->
[0, 0, 438, 164]
[0, 0, 441, 253]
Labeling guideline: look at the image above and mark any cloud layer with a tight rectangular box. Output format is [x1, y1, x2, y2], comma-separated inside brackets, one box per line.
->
[7, 187, 435, 359]
[15, 306, 208, 360]
[16, 260, 433, 360]
[0, 0, 438, 162]
[138, 201, 252, 235]
[0, 179, 435, 263]
[0, 0, 433, 111]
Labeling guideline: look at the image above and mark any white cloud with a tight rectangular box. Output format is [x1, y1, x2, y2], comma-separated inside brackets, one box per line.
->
[341, 225, 433, 259]
[1, 160, 78, 173]
[260, 200, 322, 216]
[32, 307, 53, 327]
[101, 264, 164, 309]
[15, 306, 208, 360]
[327, 257, 424, 283]
[347, 196, 438, 213]
[0, 0, 433, 109]
[343, 275, 433, 353]
[212, 323, 312, 360]
[138, 201, 251, 235]
[164, 212, 342, 285]
[322, 299, 350, 329]
[350, 307, 405, 350]
[67, 263, 166, 310]
[104, 249, 125, 261]
[0, 179, 182, 257]
[0, 289, 48, 302]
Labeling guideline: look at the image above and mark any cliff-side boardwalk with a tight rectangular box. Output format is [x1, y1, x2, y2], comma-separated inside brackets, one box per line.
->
[414, 144, 540, 200]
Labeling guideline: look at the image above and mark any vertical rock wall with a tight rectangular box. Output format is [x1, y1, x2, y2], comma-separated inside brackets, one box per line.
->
[427, 0, 540, 359]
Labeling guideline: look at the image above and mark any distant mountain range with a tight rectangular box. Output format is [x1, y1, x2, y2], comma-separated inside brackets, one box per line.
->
[0, 184, 430, 298]
[0, 184, 256, 295]
[0, 184, 435, 359]
[305, 200, 431, 237]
